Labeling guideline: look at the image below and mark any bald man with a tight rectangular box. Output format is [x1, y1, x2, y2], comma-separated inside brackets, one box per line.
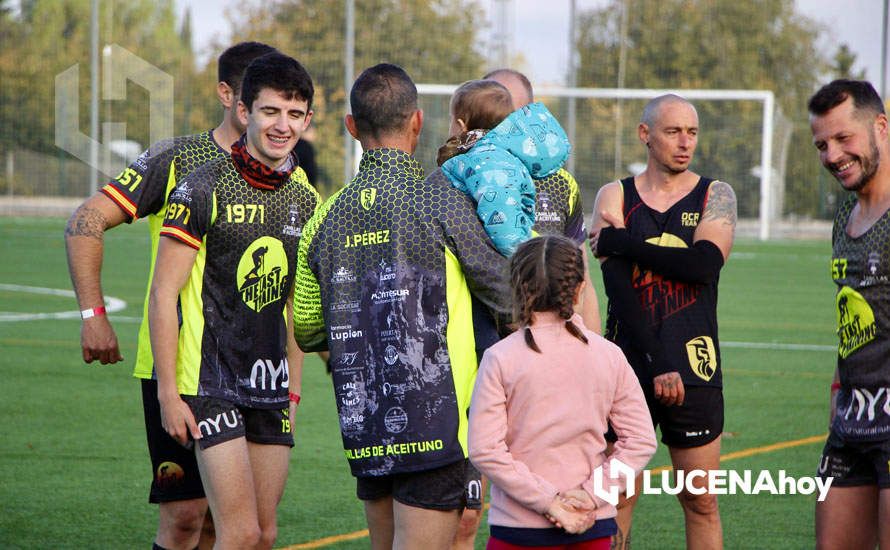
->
[590, 94, 736, 550]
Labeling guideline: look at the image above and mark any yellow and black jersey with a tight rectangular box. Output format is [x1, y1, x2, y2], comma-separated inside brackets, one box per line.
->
[606, 176, 722, 388]
[294, 148, 511, 477]
[102, 131, 225, 222]
[831, 195, 890, 442]
[161, 158, 319, 408]
[100, 131, 227, 380]
[533, 168, 586, 244]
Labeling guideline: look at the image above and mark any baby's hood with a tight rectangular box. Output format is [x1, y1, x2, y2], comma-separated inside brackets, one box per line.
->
[476, 102, 571, 179]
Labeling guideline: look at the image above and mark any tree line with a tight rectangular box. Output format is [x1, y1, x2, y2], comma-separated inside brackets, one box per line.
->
[0, 0, 872, 218]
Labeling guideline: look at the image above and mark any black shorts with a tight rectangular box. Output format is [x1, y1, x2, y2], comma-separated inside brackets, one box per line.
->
[817, 432, 890, 488]
[356, 459, 482, 511]
[142, 378, 204, 503]
[606, 385, 723, 448]
[182, 395, 294, 450]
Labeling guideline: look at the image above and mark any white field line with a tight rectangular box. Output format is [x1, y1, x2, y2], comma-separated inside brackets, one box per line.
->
[0, 284, 838, 346]
[722, 340, 835, 352]
[0, 283, 128, 322]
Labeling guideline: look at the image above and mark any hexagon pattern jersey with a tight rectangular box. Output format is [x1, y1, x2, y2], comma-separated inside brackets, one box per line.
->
[294, 147, 511, 477]
[100, 130, 228, 379]
[468, 166, 587, 356]
[605, 176, 723, 388]
[533, 168, 586, 244]
[161, 158, 319, 408]
[830, 194, 890, 442]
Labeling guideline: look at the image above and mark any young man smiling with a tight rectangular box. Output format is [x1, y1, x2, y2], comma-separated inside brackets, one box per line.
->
[64, 41, 277, 550]
[148, 52, 319, 550]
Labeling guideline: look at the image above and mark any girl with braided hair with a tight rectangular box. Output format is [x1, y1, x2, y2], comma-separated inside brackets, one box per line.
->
[468, 235, 656, 549]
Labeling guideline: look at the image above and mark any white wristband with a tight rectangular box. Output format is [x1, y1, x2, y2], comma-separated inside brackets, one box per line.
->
[81, 306, 107, 320]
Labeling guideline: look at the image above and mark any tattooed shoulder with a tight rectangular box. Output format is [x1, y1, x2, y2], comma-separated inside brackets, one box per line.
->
[65, 205, 107, 239]
[702, 180, 737, 227]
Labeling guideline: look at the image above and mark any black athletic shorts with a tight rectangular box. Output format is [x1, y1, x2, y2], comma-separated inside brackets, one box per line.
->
[355, 459, 482, 511]
[182, 395, 294, 450]
[817, 431, 890, 488]
[142, 378, 204, 503]
[606, 385, 723, 448]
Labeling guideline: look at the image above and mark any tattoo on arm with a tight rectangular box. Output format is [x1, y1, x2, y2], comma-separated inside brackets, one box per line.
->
[702, 181, 737, 228]
[65, 206, 107, 240]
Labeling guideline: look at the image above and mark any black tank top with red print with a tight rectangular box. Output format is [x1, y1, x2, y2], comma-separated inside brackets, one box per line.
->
[605, 176, 722, 388]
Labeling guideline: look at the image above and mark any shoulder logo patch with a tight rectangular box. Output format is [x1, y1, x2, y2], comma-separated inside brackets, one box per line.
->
[360, 188, 377, 211]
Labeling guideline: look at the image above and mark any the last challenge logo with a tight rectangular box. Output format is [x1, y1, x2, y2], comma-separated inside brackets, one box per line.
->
[241, 256, 285, 312]
[238, 238, 289, 313]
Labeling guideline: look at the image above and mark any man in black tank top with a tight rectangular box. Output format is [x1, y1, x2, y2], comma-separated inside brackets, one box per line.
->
[590, 94, 737, 550]
[809, 80, 890, 550]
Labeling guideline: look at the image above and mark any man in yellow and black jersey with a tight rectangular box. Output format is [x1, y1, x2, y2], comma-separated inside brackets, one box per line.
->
[810, 80, 890, 550]
[591, 95, 737, 550]
[294, 64, 511, 550]
[149, 52, 318, 550]
[484, 68, 600, 334]
[64, 42, 277, 550]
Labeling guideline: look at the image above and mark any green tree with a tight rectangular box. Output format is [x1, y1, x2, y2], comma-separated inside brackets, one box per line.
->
[574, 0, 832, 218]
[0, 0, 211, 195]
[227, 0, 486, 196]
[832, 43, 866, 79]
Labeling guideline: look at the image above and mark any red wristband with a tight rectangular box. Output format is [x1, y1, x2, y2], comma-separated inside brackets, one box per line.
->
[81, 306, 107, 320]
[830, 382, 841, 392]
[288, 392, 301, 405]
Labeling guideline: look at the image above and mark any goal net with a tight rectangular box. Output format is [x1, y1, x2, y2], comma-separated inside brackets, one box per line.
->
[415, 84, 795, 240]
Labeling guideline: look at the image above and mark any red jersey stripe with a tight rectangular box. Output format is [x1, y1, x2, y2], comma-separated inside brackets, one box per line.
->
[101, 185, 138, 219]
[160, 226, 201, 250]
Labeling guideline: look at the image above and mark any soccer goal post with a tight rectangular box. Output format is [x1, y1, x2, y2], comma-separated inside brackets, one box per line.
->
[414, 84, 780, 241]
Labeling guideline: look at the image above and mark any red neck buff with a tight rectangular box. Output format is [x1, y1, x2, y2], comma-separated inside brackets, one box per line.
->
[230, 135, 297, 190]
